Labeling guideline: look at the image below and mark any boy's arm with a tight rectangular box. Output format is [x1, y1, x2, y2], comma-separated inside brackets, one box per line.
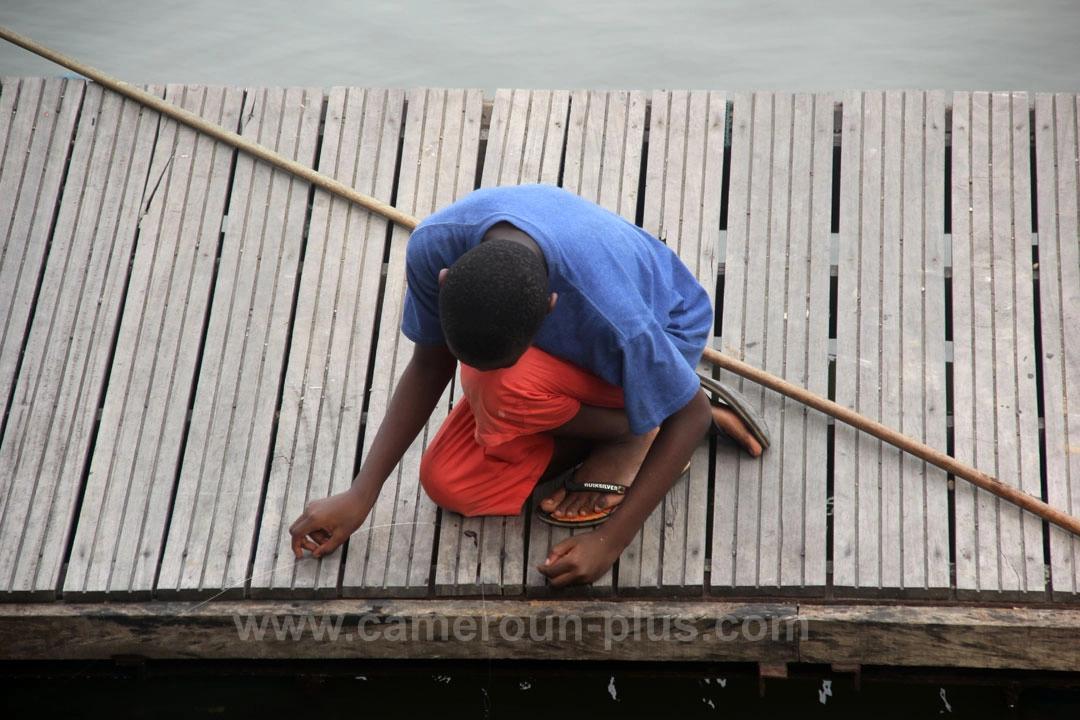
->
[290, 342, 457, 558]
[537, 389, 713, 586]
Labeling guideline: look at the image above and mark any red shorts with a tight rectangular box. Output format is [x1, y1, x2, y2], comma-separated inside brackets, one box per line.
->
[419, 347, 624, 516]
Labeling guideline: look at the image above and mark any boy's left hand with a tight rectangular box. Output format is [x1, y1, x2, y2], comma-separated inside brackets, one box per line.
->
[536, 530, 623, 587]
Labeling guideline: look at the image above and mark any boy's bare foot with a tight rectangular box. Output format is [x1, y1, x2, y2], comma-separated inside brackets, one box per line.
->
[538, 395, 765, 521]
[711, 404, 764, 457]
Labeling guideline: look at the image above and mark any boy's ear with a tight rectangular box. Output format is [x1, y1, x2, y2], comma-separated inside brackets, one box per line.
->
[547, 292, 558, 314]
[438, 268, 449, 286]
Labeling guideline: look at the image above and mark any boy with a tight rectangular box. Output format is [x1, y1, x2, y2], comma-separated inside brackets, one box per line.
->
[290, 184, 767, 587]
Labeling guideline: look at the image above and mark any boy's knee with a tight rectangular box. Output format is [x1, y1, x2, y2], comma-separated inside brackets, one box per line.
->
[418, 452, 447, 504]
[419, 452, 469, 515]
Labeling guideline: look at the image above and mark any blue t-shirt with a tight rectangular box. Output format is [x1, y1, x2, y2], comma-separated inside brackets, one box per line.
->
[402, 184, 712, 434]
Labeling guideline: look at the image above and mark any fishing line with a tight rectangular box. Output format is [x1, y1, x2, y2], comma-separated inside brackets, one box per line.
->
[170, 520, 439, 618]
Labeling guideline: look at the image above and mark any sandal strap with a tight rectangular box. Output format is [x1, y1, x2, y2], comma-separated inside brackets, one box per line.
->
[564, 479, 628, 495]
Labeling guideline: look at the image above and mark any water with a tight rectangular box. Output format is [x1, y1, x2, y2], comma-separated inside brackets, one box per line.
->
[1, 0, 1078, 94]
[4, 660, 1080, 719]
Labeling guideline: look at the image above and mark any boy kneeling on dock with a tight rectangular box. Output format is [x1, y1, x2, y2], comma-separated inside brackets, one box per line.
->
[290, 184, 768, 587]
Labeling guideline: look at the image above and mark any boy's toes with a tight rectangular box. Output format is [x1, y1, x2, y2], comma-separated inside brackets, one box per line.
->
[741, 433, 763, 458]
[712, 406, 764, 458]
[728, 422, 763, 457]
[557, 491, 589, 518]
[593, 491, 622, 512]
[539, 486, 567, 512]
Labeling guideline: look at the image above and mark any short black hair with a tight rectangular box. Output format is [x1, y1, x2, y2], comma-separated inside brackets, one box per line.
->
[439, 239, 549, 369]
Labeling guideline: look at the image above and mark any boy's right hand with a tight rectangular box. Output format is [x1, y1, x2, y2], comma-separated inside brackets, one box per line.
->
[289, 490, 372, 559]
[287, 343, 456, 562]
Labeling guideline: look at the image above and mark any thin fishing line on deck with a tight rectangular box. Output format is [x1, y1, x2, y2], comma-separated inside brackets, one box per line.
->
[169, 520, 440, 618]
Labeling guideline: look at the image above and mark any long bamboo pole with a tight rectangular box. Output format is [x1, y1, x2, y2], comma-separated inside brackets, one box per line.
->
[0, 25, 420, 231]
[4, 24, 1078, 539]
[702, 347, 1080, 537]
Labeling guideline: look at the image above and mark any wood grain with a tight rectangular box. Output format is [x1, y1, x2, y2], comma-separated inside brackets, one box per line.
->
[1034, 93, 1080, 600]
[712, 92, 832, 596]
[951, 92, 1045, 599]
[157, 87, 323, 598]
[833, 91, 950, 597]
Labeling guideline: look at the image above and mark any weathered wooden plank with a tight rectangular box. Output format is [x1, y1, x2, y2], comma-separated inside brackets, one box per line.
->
[340, 88, 484, 598]
[250, 88, 405, 598]
[481, 88, 568, 188]
[799, 605, 1080, 672]
[1035, 93, 1080, 600]
[434, 89, 569, 596]
[525, 90, 646, 596]
[836, 90, 884, 594]
[878, 91, 905, 591]
[833, 90, 950, 597]
[0, 84, 159, 599]
[730, 91, 774, 591]
[781, 92, 833, 593]
[901, 90, 950, 594]
[332, 88, 429, 598]
[3, 595, 1080, 670]
[617, 90, 724, 595]
[710, 91, 754, 595]
[64, 85, 241, 600]
[711, 92, 832, 595]
[8, 596, 1080, 671]
[562, 89, 646, 222]
[0, 599, 801, 665]
[156, 87, 323, 598]
[952, 92, 1045, 599]
[0, 78, 84, 416]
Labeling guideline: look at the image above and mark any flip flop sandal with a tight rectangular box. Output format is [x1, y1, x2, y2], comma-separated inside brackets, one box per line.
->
[697, 372, 771, 452]
[535, 479, 627, 528]
[535, 461, 692, 529]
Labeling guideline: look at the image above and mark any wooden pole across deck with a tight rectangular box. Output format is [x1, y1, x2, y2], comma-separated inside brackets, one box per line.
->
[699, 347, 1080, 538]
[0, 26, 420, 232]
[3, 24, 1078, 541]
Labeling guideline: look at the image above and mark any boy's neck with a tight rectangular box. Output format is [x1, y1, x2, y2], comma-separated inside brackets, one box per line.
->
[483, 221, 547, 272]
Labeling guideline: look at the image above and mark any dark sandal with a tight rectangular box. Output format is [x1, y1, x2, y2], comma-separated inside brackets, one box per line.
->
[535, 479, 628, 528]
[535, 459, 691, 529]
[697, 372, 771, 452]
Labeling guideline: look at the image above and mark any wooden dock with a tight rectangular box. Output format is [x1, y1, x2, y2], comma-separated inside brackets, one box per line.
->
[1, 78, 1079, 670]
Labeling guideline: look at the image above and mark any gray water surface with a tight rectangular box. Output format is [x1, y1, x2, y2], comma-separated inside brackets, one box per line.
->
[1, 0, 1078, 94]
